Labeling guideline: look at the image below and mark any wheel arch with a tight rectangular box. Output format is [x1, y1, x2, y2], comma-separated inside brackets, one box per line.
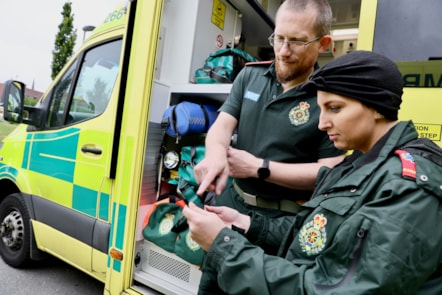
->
[0, 178, 20, 203]
[0, 181, 48, 262]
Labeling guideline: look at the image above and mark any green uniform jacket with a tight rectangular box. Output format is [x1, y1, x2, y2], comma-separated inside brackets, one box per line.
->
[204, 121, 442, 294]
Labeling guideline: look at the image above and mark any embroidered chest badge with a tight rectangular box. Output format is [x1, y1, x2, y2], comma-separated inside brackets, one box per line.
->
[159, 213, 175, 235]
[289, 101, 310, 126]
[299, 213, 328, 255]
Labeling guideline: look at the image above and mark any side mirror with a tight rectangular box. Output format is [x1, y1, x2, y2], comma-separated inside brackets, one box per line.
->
[1, 80, 25, 123]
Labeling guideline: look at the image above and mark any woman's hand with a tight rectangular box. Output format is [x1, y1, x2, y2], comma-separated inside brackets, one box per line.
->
[182, 203, 251, 251]
[182, 203, 226, 251]
[205, 205, 251, 231]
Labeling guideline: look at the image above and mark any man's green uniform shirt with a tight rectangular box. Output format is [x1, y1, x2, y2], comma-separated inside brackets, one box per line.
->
[220, 62, 344, 201]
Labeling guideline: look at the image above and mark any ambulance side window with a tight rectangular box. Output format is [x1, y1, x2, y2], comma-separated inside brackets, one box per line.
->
[69, 39, 122, 123]
[46, 39, 122, 128]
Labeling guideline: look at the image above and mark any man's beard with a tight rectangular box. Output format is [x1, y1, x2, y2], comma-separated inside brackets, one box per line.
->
[275, 59, 304, 84]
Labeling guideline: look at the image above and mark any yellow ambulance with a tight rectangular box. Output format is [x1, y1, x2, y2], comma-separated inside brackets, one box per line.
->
[0, 0, 441, 294]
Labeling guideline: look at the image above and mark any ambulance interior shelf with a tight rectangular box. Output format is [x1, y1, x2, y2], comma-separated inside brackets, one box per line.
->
[158, 93, 225, 199]
[169, 84, 232, 106]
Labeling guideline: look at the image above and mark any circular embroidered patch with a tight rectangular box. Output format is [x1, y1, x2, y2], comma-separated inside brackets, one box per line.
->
[185, 232, 201, 251]
[299, 213, 328, 255]
[289, 101, 310, 126]
[159, 213, 175, 235]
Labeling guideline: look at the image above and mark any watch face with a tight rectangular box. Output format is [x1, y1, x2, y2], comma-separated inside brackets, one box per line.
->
[258, 167, 270, 179]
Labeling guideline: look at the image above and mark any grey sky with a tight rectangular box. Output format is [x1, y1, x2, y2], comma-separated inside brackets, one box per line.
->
[0, 0, 122, 92]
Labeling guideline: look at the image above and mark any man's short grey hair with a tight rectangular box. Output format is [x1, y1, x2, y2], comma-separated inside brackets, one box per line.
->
[277, 0, 333, 36]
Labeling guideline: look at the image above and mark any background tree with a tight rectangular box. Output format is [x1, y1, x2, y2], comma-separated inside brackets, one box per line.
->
[51, 2, 77, 80]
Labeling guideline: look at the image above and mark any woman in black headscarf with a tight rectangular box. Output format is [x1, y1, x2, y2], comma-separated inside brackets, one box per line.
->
[183, 51, 442, 295]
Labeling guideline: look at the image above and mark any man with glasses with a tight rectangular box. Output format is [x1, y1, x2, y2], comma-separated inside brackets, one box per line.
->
[194, 0, 344, 239]
[194, 2, 344, 292]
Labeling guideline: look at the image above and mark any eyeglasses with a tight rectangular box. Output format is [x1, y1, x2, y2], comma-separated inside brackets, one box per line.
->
[268, 33, 322, 49]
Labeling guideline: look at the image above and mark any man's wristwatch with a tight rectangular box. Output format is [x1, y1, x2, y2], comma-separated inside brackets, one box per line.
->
[257, 159, 270, 180]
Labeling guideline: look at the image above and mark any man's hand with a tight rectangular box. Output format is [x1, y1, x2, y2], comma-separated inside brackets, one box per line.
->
[194, 155, 230, 195]
[194, 112, 239, 195]
[194, 147, 261, 195]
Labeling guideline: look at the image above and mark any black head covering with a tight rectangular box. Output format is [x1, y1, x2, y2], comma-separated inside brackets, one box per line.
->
[302, 50, 403, 120]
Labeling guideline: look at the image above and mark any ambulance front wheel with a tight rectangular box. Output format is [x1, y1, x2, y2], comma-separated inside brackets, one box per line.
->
[0, 193, 31, 268]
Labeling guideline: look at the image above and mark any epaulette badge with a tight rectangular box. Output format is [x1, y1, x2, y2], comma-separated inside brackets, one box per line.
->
[245, 60, 273, 67]
[394, 149, 416, 179]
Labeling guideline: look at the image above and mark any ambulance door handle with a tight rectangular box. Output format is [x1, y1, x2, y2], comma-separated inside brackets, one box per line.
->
[81, 145, 102, 155]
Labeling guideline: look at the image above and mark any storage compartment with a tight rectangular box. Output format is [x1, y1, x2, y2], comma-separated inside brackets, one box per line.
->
[134, 82, 231, 293]
[156, 0, 243, 85]
[134, 241, 202, 295]
[132, 1, 364, 294]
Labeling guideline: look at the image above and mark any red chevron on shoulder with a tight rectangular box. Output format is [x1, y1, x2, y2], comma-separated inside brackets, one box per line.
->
[245, 60, 273, 66]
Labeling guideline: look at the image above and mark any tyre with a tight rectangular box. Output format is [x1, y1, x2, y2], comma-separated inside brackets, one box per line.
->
[0, 193, 32, 267]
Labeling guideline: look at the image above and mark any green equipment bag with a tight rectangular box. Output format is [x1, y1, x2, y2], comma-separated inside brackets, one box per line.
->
[178, 146, 205, 188]
[143, 196, 204, 265]
[177, 146, 218, 205]
[174, 227, 205, 265]
[142, 196, 205, 265]
[176, 145, 221, 207]
[195, 48, 258, 84]
[177, 146, 205, 206]
[142, 199, 185, 253]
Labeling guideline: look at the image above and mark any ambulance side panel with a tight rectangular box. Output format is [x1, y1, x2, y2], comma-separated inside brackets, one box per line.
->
[358, 0, 442, 146]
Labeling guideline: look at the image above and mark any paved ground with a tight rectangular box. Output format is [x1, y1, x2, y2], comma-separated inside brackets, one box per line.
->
[0, 256, 104, 295]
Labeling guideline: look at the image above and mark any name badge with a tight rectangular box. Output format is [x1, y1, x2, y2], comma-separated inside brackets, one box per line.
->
[244, 90, 260, 102]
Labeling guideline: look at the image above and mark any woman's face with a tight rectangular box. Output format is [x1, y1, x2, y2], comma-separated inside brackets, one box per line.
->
[317, 91, 382, 153]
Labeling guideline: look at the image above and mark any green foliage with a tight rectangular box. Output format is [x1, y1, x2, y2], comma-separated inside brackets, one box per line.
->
[86, 78, 110, 113]
[24, 96, 38, 106]
[0, 121, 17, 141]
[51, 2, 77, 80]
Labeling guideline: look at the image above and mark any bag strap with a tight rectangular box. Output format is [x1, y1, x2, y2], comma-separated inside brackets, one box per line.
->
[209, 48, 233, 58]
[230, 47, 258, 62]
[171, 105, 180, 143]
[210, 66, 232, 83]
[190, 145, 197, 165]
[210, 48, 256, 62]
[177, 178, 202, 204]
[180, 146, 197, 168]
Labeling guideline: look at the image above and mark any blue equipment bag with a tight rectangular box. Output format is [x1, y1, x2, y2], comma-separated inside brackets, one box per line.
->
[161, 101, 218, 139]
